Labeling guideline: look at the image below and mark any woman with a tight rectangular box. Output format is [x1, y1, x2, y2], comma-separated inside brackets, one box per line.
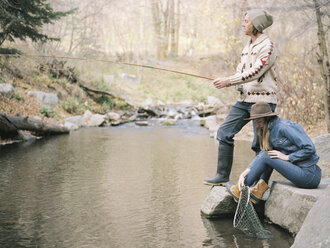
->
[227, 102, 322, 204]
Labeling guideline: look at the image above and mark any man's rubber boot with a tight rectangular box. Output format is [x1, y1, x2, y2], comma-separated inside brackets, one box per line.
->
[203, 143, 233, 186]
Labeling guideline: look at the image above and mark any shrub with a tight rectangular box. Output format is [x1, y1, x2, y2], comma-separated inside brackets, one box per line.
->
[60, 97, 84, 114]
[40, 105, 55, 117]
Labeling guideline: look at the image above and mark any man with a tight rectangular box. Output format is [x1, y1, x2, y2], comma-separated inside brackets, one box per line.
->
[204, 9, 278, 186]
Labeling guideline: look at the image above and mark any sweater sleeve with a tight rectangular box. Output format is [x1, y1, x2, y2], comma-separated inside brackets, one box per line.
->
[228, 41, 276, 86]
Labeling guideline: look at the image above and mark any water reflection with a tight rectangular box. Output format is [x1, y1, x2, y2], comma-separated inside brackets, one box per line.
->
[0, 124, 293, 247]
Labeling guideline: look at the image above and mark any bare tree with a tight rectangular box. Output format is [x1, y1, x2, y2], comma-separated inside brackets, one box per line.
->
[313, 0, 330, 132]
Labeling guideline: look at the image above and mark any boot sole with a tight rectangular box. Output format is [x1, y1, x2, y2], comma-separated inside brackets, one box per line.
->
[226, 182, 239, 202]
[250, 193, 261, 204]
[203, 181, 227, 187]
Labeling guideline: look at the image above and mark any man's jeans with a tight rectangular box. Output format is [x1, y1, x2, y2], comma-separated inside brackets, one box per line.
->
[217, 101, 276, 151]
[245, 152, 322, 189]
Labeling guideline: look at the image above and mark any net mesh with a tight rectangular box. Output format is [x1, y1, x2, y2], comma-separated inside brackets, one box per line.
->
[233, 186, 272, 239]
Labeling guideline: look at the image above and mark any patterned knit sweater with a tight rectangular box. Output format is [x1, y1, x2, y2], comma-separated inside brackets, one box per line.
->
[229, 34, 278, 104]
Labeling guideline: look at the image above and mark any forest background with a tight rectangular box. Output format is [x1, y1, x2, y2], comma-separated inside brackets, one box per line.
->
[1, 0, 329, 135]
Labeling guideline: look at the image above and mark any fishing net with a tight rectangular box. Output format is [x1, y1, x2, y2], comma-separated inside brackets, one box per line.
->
[233, 186, 272, 239]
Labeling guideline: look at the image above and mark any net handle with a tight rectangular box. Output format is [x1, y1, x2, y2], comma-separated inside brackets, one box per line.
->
[233, 186, 250, 228]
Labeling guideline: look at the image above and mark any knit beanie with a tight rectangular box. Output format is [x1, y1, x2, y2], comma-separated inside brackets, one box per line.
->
[247, 9, 273, 32]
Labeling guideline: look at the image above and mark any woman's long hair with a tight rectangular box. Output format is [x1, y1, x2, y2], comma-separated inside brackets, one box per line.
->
[257, 117, 273, 152]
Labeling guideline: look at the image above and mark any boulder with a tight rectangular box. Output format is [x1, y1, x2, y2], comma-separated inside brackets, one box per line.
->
[28, 91, 58, 108]
[106, 112, 121, 121]
[0, 83, 15, 98]
[200, 115, 219, 133]
[206, 96, 223, 107]
[291, 186, 330, 248]
[313, 134, 330, 177]
[87, 114, 106, 127]
[64, 121, 79, 130]
[200, 186, 237, 218]
[120, 73, 140, 84]
[65, 116, 84, 127]
[83, 110, 93, 124]
[135, 121, 149, 126]
[265, 179, 330, 235]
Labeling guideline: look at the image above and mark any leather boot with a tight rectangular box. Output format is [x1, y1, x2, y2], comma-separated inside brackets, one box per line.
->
[226, 182, 240, 202]
[203, 143, 233, 186]
[250, 179, 269, 204]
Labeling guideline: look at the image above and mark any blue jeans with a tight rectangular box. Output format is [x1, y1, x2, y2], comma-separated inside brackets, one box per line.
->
[217, 101, 276, 152]
[245, 152, 322, 189]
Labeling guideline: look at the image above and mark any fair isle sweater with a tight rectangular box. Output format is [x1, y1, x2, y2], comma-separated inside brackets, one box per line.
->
[229, 34, 278, 104]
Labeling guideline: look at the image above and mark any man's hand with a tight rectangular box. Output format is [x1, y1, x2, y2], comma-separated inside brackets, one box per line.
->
[268, 150, 289, 161]
[212, 77, 231, 89]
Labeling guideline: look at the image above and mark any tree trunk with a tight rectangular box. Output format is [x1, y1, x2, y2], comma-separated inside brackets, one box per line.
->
[150, 0, 163, 59]
[313, 0, 330, 132]
[0, 113, 69, 137]
[169, 0, 176, 56]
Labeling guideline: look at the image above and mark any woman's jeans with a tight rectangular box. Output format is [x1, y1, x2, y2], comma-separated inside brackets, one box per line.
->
[245, 152, 322, 189]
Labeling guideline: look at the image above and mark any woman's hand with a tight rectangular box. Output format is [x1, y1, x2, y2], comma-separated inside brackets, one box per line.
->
[212, 77, 231, 89]
[238, 168, 251, 191]
[268, 150, 289, 161]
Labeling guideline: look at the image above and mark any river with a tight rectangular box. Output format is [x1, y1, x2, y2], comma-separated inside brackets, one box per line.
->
[0, 120, 293, 247]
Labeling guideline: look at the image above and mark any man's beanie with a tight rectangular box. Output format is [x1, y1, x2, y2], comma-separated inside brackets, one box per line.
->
[247, 9, 273, 32]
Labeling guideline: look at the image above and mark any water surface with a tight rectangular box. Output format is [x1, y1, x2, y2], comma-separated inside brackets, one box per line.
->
[0, 122, 293, 247]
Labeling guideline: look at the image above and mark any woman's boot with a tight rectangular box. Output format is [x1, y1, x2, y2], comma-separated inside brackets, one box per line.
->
[203, 143, 234, 186]
[250, 179, 269, 204]
[226, 182, 240, 202]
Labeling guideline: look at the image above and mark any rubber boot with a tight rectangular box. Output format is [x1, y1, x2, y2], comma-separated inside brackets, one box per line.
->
[203, 143, 233, 186]
[250, 179, 269, 204]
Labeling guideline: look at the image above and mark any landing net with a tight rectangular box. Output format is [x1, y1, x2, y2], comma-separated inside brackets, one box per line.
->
[233, 186, 272, 239]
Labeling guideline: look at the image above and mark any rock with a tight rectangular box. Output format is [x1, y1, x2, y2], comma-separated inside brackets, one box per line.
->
[135, 121, 149, 126]
[200, 115, 219, 133]
[291, 186, 330, 248]
[65, 116, 84, 127]
[200, 186, 237, 218]
[0, 83, 15, 98]
[157, 100, 165, 106]
[265, 179, 330, 235]
[313, 134, 330, 177]
[141, 98, 153, 107]
[18, 131, 36, 142]
[106, 112, 121, 121]
[206, 96, 223, 106]
[137, 107, 158, 117]
[32, 116, 43, 122]
[120, 73, 140, 84]
[87, 114, 106, 127]
[103, 74, 114, 84]
[64, 121, 79, 130]
[28, 91, 58, 108]
[83, 110, 93, 124]
[177, 99, 196, 106]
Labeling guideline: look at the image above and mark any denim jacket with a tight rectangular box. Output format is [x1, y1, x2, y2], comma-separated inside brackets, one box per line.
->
[268, 117, 319, 168]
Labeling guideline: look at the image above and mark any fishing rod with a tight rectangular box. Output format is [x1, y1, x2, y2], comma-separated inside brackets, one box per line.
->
[0, 53, 215, 81]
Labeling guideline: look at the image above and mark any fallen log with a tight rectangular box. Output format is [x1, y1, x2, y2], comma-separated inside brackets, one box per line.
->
[0, 113, 69, 137]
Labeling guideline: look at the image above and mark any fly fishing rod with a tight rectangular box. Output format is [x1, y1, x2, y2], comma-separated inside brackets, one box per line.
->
[0, 53, 215, 81]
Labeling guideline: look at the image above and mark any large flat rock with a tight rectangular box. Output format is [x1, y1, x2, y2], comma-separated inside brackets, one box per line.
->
[291, 185, 330, 248]
[265, 179, 330, 235]
[313, 134, 330, 177]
